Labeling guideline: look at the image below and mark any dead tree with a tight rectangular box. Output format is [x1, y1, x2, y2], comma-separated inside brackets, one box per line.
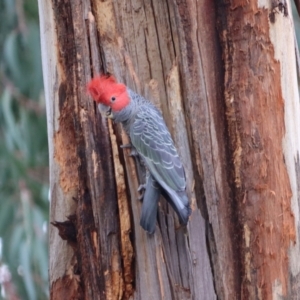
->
[38, 0, 300, 299]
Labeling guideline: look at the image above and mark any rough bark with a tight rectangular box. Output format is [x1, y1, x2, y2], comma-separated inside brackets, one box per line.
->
[217, 1, 300, 299]
[38, 0, 300, 299]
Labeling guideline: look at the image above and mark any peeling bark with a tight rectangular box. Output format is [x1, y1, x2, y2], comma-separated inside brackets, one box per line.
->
[38, 0, 300, 299]
[217, 0, 299, 299]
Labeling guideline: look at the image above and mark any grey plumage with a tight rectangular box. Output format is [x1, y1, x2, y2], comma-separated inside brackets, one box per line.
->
[140, 173, 160, 234]
[99, 88, 191, 232]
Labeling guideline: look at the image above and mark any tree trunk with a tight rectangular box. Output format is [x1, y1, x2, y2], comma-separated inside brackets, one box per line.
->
[38, 0, 300, 299]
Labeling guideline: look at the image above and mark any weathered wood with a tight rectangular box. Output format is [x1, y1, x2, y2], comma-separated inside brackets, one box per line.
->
[217, 0, 300, 299]
[39, 0, 125, 298]
[169, 1, 240, 298]
[39, 0, 300, 299]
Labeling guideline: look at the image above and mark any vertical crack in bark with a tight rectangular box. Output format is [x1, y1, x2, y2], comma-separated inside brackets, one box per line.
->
[149, 0, 167, 93]
[165, 0, 177, 57]
[143, 28, 153, 79]
[90, 0, 108, 75]
[85, 19, 94, 77]
[108, 120, 134, 299]
[215, 2, 247, 298]
[205, 222, 219, 297]
[73, 109, 107, 299]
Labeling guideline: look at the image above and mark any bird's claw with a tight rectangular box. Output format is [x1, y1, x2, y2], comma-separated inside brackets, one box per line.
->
[129, 149, 139, 157]
[137, 183, 147, 201]
[138, 184, 146, 192]
[120, 143, 132, 149]
[120, 143, 138, 157]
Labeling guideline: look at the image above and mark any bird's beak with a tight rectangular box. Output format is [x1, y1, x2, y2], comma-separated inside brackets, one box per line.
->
[98, 104, 113, 118]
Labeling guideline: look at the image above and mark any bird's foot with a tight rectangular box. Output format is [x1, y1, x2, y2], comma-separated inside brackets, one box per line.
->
[138, 183, 146, 192]
[129, 149, 139, 157]
[120, 143, 132, 149]
[137, 183, 147, 201]
[120, 143, 138, 157]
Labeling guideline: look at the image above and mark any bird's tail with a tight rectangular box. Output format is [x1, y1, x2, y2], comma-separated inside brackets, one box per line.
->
[162, 189, 191, 225]
[140, 175, 160, 234]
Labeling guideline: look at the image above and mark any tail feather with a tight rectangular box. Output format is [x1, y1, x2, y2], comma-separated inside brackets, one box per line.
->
[139, 174, 191, 233]
[161, 189, 191, 225]
[140, 175, 160, 234]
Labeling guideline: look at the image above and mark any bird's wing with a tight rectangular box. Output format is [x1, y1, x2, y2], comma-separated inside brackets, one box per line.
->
[130, 106, 186, 192]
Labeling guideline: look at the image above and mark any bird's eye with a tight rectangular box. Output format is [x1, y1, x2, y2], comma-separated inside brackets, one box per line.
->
[111, 96, 116, 102]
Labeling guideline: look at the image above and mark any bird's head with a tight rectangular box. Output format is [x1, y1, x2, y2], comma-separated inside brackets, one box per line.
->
[87, 75, 130, 118]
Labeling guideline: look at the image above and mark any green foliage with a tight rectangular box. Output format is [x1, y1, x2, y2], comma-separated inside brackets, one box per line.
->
[0, 0, 48, 299]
